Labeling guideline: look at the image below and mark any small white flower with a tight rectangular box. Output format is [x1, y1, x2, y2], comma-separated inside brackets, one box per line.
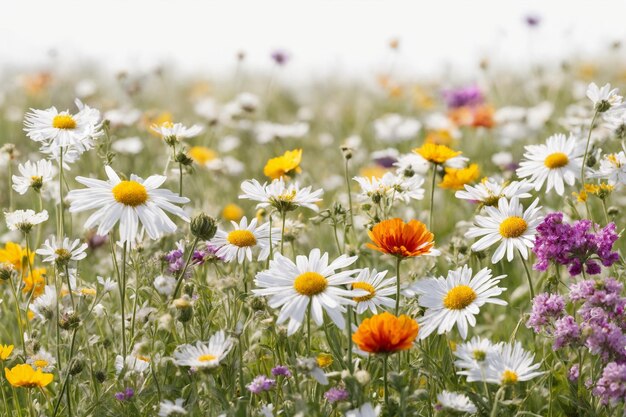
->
[454, 336, 501, 376]
[467, 341, 543, 385]
[36, 236, 87, 264]
[158, 398, 187, 417]
[5, 209, 48, 233]
[345, 402, 381, 417]
[516, 133, 584, 196]
[154, 275, 177, 296]
[12, 159, 55, 195]
[465, 197, 542, 263]
[455, 178, 533, 207]
[115, 353, 151, 375]
[592, 149, 626, 186]
[239, 178, 323, 213]
[209, 217, 280, 264]
[354, 172, 425, 204]
[27, 349, 56, 372]
[29, 285, 57, 321]
[587, 82, 623, 112]
[350, 268, 396, 315]
[173, 330, 233, 369]
[151, 122, 204, 143]
[436, 391, 477, 414]
[412, 266, 507, 340]
[393, 153, 430, 176]
[373, 114, 421, 142]
[97, 276, 117, 293]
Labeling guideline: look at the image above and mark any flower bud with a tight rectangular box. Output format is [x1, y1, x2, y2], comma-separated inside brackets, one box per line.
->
[59, 311, 80, 330]
[70, 358, 84, 375]
[190, 213, 217, 240]
[354, 369, 371, 385]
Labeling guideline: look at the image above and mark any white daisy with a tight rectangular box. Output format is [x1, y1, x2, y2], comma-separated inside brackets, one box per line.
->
[66, 166, 190, 244]
[454, 336, 501, 376]
[5, 209, 48, 233]
[12, 159, 55, 195]
[209, 216, 280, 264]
[455, 178, 533, 207]
[393, 152, 430, 176]
[412, 266, 507, 340]
[469, 341, 543, 385]
[350, 268, 396, 315]
[436, 391, 477, 414]
[154, 275, 177, 296]
[593, 150, 626, 186]
[115, 353, 151, 375]
[253, 248, 365, 335]
[97, 276, 117, 293]
[29, 285, 57, 321]
[27, 349, 56, 372]
[465, 197, 542, 263]
[586, 82, 623, 112]
[24, 98, 102, 152]
[173, 330, 233, 369]
[345, 403, 381, 417]
[239, 178, 323, 213]
[353, 172, 424, 204]
[373, 114, 421, 142]
[158, 399, 187, 417]
[516, 133, 585, 196]
[36, 236, 88, 265]
[151, 122, 204, 143]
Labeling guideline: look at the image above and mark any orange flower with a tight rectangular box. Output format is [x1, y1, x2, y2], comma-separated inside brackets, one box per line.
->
[352, 312, 419, 354]
[367, 218, 436, 258]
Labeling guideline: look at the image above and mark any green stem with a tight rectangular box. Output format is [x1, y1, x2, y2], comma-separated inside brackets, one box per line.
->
[172, 236, 200, 300]
[178, 161, 184, 198]
[8, 159, 13, 211]
[395, 257, 402, 316]
[428, 165, 437, 231]
[490, 386, 505, 417]
[519, 249, 535, 300]
[307, 302, 312, 356]
[280, 212, 286, 254]
[344, 158, 355, 238]
[383, 354, 389, 408]
[58, 152, 65, 239]
[347, 305, 353, 374]
[118, 242, 128, 358]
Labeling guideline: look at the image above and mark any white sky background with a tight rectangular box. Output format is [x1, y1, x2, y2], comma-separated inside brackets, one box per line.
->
[1, 0, 625, 81]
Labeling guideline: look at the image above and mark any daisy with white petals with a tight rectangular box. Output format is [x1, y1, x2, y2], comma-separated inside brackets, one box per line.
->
[470, 341, 543, 385]
[586, 82, 623, 113]
[412, 266, 507, 339]
[350, 268, 396, 314]
[516, 133, 584, 196]
[67, 166, 190, 244]
[36, 236, 88, 265]
[354, 172, 424, 204]
[253, 248, 364, 335]
[454, 336, 501, 376]
[455, 178, 533, 208]
[465, 197, 542, 263]
[209, 216, 280, 263]
[12, 160, 55, 195]
[151, 122, 204, 143]
[173, 330, 233, 369]
[593, 149, 626, 186]
[239, 178, 323, 213]
[5, 209, 48, 233]
[159, 399, 187, 417]
[436, 391, 477, 414]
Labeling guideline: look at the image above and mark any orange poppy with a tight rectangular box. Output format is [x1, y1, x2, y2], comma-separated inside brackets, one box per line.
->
[352, 312, 419, 354]
[366, 218, 436, 258]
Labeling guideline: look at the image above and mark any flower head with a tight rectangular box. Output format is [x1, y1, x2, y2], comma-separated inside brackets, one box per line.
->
[367, 218, 438, 258]
[239, 178, 323, 213]
[12, 160, 55, 194]
[413, 143, 462, 165]
[209, 216, 280, 264]
[173, 330, 233, 369]
[263, 149, 303, 180]
[439, 163, 480, 190]
[352, 312, 419, 354]
[0, 345, 14, 360]
[4, 363, 53, 388]
[5, 210, 48, 233]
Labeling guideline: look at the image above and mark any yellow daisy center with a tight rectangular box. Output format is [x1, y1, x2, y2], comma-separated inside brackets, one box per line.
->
[227, 230, 257, 247]
[607, 154, 622, 167]
[52, 114, 77, 129]
[136, 355, 151, 362]
[278, 190, 297, 202]
[352, 281, 376, 302]
[293, 272, 328, 296]
[54, 248, 71, 260]
[472, 349, 486, 361]
[33, 360, 48, 369]
[544, 152, 569, 169]
[499, 216, 528, 238]
[501, 369, 519, 385]
[443, 285, 477, 310]
[112, 181, 148, 207]
[198, 354, 217, 362]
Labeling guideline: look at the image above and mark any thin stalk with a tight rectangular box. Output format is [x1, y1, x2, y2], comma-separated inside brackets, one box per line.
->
[172, 236, 200, 300]
[307, 302, 312, 356]
[280, 212, 286, 254]
[395, 257, 402, 316]
[58, 152, 65, 239]
[428, 165, 437, 230]
[347, 306, 353, 374]
[490, 386, 505, 417]
[8, 159, 13, 211]
[383, 354, 389, 408]
[580, 110, 598, 219]
[344, 158, 355, 238]
[519, 249, 535, 300]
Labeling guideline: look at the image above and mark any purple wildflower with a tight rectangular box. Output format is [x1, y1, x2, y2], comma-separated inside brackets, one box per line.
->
[594, 362, 626, 404]
[442, 85, 484, 109]
[568, 364, 579, 382]
[527, 293, 565, 333]
[324, 386, 349, 403]
[271, 365, 292, 378]
[114, 387, 134, 401]
[246, 375, 276, 394]
[525, 14, 541, 27]
[553, 315, 581, 350]
[271, 50, 290, 66]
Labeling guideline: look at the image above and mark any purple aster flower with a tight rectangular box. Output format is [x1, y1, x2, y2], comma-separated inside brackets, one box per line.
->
[525, 14, 541, 27]
[568, 364, 579, 382]
[271, 365, 292, 378]
[246, 375, 276, 394]
[553, 315, 581, 350]
[527, 293, 565, 333]
[271, 50, 290, 66]
[324, 386, 349, 403]
[442, 85, 484, 109]
[594, 362, 626, 405]
[114, 387, 134, 401]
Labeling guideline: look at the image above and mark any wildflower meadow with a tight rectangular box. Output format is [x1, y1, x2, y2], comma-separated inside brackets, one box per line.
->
[1, 17, 626, 417]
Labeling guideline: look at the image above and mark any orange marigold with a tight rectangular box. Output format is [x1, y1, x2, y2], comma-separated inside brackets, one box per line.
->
[366, 218, 436, 258]
[352, 312, 419, 354]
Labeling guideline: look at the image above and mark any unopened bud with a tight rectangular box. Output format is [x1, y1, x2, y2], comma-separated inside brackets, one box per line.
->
[190, 213, 217, 240]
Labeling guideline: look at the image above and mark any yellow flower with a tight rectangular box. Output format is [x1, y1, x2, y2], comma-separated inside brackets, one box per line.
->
[316, 353, 333, 368]
[573, 183, 614, 202]
[5, 364, 53, 388]
[359, 165, 388, 179]
[414, 143, 462, 165]
[0, 242, 34, 275]
[188, 146, 217, 166]
[424, 130, 454, 146]
[439, 164, 480, 190]
[263, 149, 303, 180]
[222, 204, 244, 222]
[0, 345, 14, 360]
[23, 268, 46, 298]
